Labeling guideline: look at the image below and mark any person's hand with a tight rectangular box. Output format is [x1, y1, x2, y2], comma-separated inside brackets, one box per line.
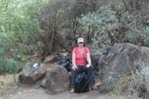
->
[86, 64, 91, 68]
[72, 65, 77, 70]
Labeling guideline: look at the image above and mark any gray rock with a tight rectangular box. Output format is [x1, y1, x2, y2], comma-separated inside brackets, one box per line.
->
[98, 43, 149, 93]
[19, 62, 47, 84]
[40, 78, 46, 88]
[46, 65, 70, 94]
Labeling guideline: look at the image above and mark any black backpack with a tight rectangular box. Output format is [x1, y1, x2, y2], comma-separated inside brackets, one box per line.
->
[74, 72, 89, 93]
[58, 56, 72, 72]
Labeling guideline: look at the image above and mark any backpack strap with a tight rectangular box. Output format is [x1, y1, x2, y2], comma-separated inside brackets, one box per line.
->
[83, 47, 88, 64]
[83, 53, 88, 64]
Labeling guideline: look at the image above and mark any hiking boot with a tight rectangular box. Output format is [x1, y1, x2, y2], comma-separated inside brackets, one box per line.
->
[70, 88, 74, 94]
[89, 85, 98, 90]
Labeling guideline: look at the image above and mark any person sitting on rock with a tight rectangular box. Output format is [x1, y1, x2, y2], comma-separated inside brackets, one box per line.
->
[70, 37, 97, 93]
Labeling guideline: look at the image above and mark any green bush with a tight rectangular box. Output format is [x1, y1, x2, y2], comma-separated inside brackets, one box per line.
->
[127, 26, 149, 46]
[0, 0, 44, 74]
[78, 5, 119, 52]
[140, 64, 149, 92]
[0, 58, 20, 74]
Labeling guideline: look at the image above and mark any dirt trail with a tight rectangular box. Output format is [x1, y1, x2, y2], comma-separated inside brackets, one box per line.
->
[1, 86, 105, 99]
[0, 73, 129, 99]
[10, 88, 103, 99]
[0, 73, 104, 99]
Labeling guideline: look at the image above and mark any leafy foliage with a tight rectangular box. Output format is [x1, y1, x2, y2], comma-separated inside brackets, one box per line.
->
[127, 26, 149, 46]
[0, 0, 44, 74]
[0, 58, 19, 74]
[140, 64, 149, 92]
[78, 5, 119, 52]
[0, 0, 149, 74]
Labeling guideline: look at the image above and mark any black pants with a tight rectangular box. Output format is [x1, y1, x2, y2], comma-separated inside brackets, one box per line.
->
[71, 65, 95, 87]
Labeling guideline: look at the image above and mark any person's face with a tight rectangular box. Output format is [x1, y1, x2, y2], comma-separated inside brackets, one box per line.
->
[78, 42, 84, 47]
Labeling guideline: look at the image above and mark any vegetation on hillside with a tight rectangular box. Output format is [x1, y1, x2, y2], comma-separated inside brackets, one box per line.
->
[0, 0, 149, 74]
[113, 64, 149, 98]
[1, 0, 149, 98]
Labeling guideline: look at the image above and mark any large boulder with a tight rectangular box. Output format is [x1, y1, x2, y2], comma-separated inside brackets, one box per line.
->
[46, 65, 70, 94]
[98, 43, 149, 93]
[19, 62, 47, 84]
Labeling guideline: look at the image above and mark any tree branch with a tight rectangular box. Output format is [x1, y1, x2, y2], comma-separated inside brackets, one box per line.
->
[53, 37, 71, 53]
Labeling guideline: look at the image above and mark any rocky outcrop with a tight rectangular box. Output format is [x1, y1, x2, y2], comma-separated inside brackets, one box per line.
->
[46, 65, 70, 94]
[98, 43, 149, 95]
[19, 62, 47, 84]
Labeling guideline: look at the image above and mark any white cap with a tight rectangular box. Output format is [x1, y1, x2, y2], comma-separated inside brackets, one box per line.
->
[77, 37, 84, 43]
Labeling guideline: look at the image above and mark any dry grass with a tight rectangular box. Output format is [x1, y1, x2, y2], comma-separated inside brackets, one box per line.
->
[0, 74, 20, 97]
[112, 64, 149, 98]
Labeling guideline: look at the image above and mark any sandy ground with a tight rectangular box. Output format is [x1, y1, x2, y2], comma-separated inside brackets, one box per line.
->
[4, 88, 103, 99]
[0, 73, 104, 99]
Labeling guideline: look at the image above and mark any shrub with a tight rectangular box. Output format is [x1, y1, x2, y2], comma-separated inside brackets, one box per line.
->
[0, 0, 43, 74]
[127, 26, 149, 46]
[0, 58, 20, 74]
[113, 64, 149, 98]
[78, 5, 119, 52]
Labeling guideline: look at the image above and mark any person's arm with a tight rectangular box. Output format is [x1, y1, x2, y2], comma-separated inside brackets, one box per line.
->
[86, 52, 92, 66]
[72, 51, 77, 70]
